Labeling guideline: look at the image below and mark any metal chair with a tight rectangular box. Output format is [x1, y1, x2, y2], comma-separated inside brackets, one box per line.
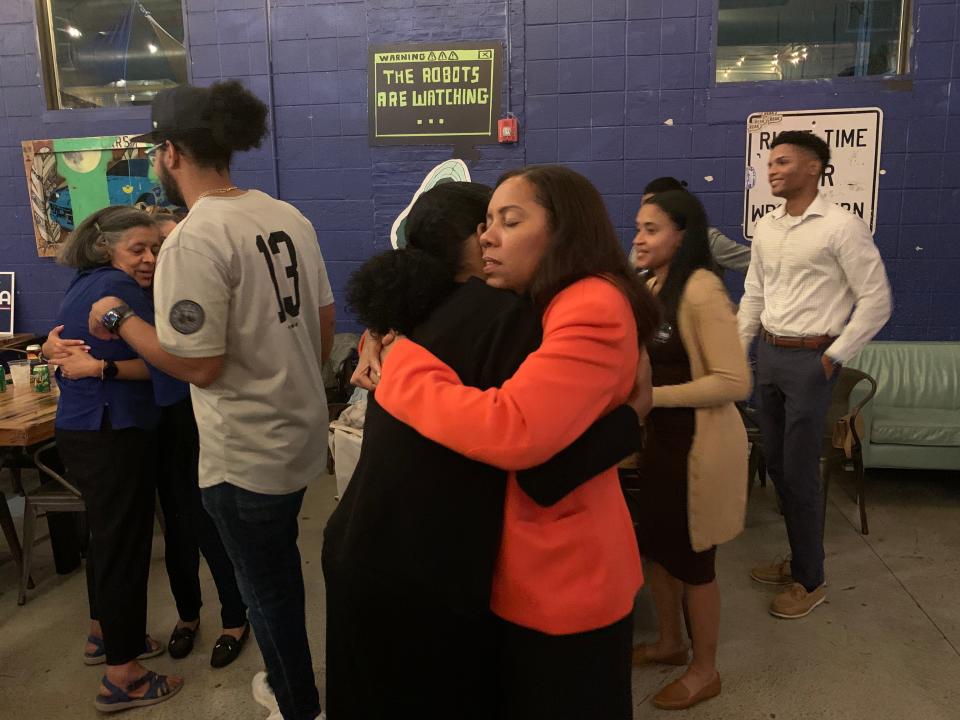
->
[820, 367, 878, 536]
[18, 441, 85, 605]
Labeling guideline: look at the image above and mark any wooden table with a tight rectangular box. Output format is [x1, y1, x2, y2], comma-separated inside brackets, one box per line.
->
[0, 381, 58, 584]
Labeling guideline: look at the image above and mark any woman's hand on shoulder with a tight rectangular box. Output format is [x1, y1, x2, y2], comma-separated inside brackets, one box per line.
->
[42, 325, 89, 360]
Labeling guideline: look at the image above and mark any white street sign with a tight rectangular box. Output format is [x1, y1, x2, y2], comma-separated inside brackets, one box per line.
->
[743, 107, 883, 240]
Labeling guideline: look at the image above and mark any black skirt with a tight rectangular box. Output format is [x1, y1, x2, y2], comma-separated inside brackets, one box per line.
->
[626, 318, 717, 586]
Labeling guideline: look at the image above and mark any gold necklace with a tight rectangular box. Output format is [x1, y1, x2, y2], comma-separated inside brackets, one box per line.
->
[197, 185, 240, 200]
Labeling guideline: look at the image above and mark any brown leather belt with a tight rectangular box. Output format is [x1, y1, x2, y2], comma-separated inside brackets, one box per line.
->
[760, 328, 836, 350]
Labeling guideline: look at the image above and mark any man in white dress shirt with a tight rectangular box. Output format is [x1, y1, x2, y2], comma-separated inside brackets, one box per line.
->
[738, 130, 892, 619]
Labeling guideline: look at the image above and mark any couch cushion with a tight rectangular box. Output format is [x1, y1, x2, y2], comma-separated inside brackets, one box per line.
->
[871, 406, 960, 447]
[846, 342, 960, 411]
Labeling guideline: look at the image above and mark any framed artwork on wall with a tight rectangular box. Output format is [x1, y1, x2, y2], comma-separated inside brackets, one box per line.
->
[20, 134, 180, 258]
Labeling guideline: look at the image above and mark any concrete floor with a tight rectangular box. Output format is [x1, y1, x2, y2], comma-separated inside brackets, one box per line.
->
[1, 468, 959, 719]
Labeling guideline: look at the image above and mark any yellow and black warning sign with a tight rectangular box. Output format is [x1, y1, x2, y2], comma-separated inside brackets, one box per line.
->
[368, 42, 502, 146]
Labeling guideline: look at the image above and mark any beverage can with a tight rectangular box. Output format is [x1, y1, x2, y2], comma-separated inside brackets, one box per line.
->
[32, 364, 50, 393]
[0, 366, 7, 392]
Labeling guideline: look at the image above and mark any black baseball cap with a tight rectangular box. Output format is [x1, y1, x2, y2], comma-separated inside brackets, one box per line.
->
[130, 85, 215, 145]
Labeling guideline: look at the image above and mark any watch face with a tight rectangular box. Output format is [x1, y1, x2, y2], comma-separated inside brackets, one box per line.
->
[102, 310, 120, 331]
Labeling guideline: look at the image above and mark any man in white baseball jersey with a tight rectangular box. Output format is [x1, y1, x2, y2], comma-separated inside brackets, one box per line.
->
[92, 81, 334, 720]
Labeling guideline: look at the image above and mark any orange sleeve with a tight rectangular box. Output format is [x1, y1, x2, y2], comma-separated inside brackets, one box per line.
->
[375, 278, 638, 470]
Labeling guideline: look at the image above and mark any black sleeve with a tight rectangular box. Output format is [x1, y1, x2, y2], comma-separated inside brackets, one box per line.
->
[516, 405, 642, 507]
[475, 299, 542, 389]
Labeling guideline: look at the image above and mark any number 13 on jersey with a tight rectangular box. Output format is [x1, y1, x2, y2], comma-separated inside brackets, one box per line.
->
[256, 231, 301, 324]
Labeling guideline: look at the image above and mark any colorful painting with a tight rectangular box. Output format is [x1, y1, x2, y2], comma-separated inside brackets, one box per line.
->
[21, 134, 179, 258]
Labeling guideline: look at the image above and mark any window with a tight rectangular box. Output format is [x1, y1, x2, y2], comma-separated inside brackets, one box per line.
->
[36, 0, 188, 110]
[716, 0, 911, 83]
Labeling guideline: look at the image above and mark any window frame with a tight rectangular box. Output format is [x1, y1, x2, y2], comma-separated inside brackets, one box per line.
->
[33, 0, 191, 113]
[711, 0, 915, 87]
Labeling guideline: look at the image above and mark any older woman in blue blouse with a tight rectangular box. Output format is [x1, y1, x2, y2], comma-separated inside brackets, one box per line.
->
[52, 206, 183, 712]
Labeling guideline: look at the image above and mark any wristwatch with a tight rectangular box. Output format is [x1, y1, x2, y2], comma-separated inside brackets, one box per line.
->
[101, 304, 135, 334]
[102, 359, 119, 380]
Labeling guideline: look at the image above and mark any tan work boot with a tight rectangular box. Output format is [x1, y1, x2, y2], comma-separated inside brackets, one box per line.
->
[750, 557, 793, 585]
[769, 583, 826, 619]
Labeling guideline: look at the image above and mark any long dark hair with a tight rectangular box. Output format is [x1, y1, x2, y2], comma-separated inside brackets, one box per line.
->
[496, 165, 660, 344]
[346, 182, 491, 336]
[644, 189, 713, 322]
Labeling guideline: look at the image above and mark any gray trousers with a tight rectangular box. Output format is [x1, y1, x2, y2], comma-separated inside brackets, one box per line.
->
[755, 341, 838, 591]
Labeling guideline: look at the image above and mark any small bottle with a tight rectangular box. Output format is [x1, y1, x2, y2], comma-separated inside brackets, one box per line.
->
[0, 365, 7, 392]
[26, 344, 41, 370]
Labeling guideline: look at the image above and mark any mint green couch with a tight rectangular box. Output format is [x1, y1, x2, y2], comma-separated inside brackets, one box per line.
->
[845, 342, 960, 471]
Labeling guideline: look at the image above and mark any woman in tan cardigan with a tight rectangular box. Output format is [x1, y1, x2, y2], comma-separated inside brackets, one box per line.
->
[629, 189, 751, 711]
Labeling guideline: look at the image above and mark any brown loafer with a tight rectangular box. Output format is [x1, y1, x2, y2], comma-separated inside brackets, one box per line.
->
[653, 673, 721, 710]
[631, 644, 689, 667]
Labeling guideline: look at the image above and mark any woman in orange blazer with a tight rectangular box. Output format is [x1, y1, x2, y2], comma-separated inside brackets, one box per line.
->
[375, 165, 659, 720]
[630, 189, 751, 711]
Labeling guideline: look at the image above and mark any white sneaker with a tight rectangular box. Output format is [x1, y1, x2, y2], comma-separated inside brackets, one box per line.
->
[266, 711, 325, 720]
[252, 671, 280, 714]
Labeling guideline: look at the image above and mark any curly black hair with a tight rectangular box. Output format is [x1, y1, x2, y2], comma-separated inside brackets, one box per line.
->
[346, 181, 492, 335]
[163, 80, 269, 172]
[346, 249, 454, 336]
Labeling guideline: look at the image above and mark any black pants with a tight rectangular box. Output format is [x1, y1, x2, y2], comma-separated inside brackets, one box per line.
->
[157, 399, 246, 628]
[496, 614, 634, 720]
[323, 564, 498, 720]
[755, 341, 838, 591]
[57, 424, 157, 666]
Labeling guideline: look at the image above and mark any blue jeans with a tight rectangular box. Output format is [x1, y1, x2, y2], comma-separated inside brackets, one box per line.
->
[202, 484, 320, 720]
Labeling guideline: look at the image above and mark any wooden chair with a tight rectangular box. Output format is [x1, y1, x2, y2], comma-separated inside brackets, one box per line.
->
[820, 367, 878, 536]
[18, 442, 85, 605]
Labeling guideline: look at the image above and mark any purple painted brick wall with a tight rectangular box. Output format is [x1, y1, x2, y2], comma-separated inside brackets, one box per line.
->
[526, 0, 960, 341]
[0, 0, 957, 339]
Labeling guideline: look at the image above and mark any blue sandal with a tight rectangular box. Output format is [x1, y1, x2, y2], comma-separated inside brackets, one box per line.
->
[95, 671, 182, 713]
[83, 635, 164, 666]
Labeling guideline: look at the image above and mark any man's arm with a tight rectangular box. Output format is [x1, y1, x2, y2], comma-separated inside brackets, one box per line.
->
[319, 302, 336, 365]
[737, 230, 765, 353]
[824, 220, 893, 363]
[708, 227, 752, 274]
[89, 296, 224, 388]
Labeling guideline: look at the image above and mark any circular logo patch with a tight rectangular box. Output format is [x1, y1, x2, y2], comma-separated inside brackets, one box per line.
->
[169, 300, 205, 335]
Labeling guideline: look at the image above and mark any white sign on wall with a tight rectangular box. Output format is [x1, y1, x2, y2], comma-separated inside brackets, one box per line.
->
[0, 272, 14, 337]
[743, 107, 883, 240]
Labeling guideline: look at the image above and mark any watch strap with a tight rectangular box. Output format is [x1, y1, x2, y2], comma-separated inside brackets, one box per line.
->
[102, 359, 119, 380]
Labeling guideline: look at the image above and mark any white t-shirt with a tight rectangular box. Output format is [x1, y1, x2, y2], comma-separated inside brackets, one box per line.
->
[154, 190, 334, 495]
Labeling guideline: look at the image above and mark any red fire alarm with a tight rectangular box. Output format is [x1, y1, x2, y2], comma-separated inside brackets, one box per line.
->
[498, 114, 519, 144]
